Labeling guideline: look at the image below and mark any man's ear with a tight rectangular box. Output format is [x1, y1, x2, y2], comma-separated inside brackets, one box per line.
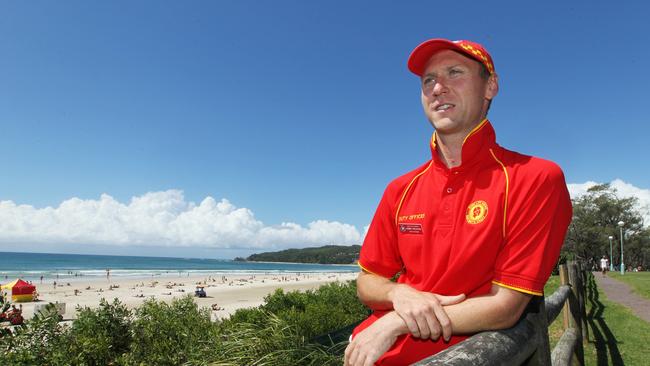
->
[485, 73, 499, 100]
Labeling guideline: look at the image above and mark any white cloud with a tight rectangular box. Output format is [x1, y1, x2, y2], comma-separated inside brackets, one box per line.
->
[0, 190, 362, 249]
[6, 180, 643, 251]
[567, 179, 650, 226]
[566, 181, 600, 199]
[363, 225, 370, 240]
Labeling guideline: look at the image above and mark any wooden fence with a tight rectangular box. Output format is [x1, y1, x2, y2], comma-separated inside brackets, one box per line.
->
[413, 261, 588, 366]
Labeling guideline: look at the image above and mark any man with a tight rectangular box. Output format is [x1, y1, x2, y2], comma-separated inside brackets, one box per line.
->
[344, 39, 572, 366]
[600, 256, 609, 276]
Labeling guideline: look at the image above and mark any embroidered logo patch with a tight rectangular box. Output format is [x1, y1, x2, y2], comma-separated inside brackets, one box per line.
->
[398, 223, 423, 234]
[466, 200, 488, 224]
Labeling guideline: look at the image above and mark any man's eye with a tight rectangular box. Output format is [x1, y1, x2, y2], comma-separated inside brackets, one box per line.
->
[449, 69, 463, 76]
[423, 77, 436, 86]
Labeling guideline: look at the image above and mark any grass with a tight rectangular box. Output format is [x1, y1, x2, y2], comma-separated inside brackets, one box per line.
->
[607, 272, 650, 301]
[544, 272, 650, 365]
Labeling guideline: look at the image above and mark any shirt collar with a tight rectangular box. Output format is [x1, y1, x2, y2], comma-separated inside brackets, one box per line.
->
[429, 119, 497, 171]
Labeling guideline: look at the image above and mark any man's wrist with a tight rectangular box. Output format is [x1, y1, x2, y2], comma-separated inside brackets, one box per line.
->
[386, 283, 403, 304]
[380, 311, 409, 337]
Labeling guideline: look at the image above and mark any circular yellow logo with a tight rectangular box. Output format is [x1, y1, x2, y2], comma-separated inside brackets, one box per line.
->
[466, 200, 488, 224]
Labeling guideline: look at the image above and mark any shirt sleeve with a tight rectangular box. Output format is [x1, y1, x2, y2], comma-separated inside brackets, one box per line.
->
[492, 161, 572, 295]
[358, 185, 403, 278]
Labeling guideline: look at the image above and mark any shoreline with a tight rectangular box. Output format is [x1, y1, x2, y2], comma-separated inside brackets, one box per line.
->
[7, 267, 358, 286]
[1, 266, 360, 287]
[8, 271, 359, 322]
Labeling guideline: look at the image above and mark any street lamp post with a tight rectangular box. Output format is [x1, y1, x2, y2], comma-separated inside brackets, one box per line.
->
[608, 235, 614, 271]
[618, 221, 625, 275]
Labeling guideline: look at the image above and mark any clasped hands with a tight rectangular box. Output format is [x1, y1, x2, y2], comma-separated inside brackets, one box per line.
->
[344, 284, 465, 366]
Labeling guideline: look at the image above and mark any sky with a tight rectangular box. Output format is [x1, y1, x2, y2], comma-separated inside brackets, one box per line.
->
[1, 0, 648, 259]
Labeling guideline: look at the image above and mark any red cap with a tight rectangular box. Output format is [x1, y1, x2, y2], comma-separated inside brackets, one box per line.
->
[408, 39, 495, 76]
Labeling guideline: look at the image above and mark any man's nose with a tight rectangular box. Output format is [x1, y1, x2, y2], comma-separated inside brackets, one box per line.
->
[432, 80, 446, 96]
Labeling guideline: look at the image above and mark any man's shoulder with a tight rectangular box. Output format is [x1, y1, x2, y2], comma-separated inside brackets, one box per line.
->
[497, 147, 565, 182]
[383, 160, 433, 196]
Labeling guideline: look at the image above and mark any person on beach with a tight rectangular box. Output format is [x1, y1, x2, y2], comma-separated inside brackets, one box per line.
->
[344, 38, 572, 366]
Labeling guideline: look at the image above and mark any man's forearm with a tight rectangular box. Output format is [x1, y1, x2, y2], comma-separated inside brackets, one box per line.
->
[355, 270, 400, 310]
[356, 271, 531, 337]
[380, 285, 532, 336]
[444, 288, 531, 334]
[357, 270, 464, 341]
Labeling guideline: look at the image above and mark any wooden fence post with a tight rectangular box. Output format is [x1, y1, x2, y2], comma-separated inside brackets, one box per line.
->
[567, 261, 585, 366]
[521, 296, 551, 366]
[559, 264, 570, 330]
[577, 262, 589, 342]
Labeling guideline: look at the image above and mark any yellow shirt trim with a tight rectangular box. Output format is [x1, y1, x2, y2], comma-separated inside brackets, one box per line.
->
[394, 161, 434, 226]
[492, 280, 542, 296]
[357, 262, 393, 278]
[462, 118, 489, 145]
[489, 148, 509, 238]
[430, 118, 488, 150]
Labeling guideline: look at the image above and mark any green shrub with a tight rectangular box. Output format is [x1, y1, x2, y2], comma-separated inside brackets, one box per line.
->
[221, 306, 269, 328]
[61, 298, 133, 365]
[0, 303, 67, 365]
[261, 281, 369, 339]
[206, 312, 344, 366]
[0, 280, 368, 365]
[224, 280, 368, 340]
[120, 295, 219, 366]
[211, 280, 368, 365]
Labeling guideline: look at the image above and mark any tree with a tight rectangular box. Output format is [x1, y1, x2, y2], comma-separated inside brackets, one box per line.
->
[563, 183, 649, 270]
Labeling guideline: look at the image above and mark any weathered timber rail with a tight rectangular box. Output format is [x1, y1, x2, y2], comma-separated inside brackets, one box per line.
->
[413, 261, 587, 366]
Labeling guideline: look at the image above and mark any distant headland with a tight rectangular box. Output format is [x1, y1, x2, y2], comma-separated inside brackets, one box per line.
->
[235, 245, 361, 265]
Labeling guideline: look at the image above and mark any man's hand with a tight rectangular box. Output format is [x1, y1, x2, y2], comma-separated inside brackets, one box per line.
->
[389, 284, 465, 341]
[344, 312, 404, 366]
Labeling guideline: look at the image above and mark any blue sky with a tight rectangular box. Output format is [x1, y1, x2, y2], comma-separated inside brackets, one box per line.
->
[1, 1, 648, 258]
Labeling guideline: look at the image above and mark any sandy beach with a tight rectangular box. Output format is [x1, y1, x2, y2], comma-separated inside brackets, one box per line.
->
[12, 271, 359, 321]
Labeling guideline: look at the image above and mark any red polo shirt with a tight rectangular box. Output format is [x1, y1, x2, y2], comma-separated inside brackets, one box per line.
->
[354, 119, 572, 365]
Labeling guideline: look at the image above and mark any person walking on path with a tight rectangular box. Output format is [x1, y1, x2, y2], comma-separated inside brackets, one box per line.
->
[600, 256, 609, 276]
[594, 273, 650, 323]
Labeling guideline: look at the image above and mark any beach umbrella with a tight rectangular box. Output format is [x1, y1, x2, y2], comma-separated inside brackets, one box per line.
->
[1, 279, 36, 302]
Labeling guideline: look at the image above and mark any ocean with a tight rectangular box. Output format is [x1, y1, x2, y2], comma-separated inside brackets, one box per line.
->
[0, 251, 359, 284]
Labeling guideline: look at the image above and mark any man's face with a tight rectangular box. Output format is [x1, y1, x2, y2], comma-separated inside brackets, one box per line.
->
[420, 50, 498, 137]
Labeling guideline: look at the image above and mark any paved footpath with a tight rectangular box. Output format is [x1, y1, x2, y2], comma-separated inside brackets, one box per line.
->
[593, 273, 650, 323]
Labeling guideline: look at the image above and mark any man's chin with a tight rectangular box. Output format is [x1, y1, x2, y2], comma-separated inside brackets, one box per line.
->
[429, 118, 458, 133]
